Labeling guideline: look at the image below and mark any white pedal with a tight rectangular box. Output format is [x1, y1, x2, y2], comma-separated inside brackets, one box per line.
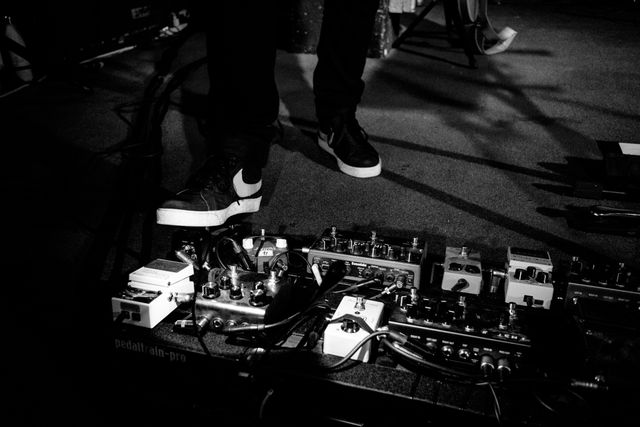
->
[441, 246, 483, 295]
[111, 278, 194, 328]
[504, 247, 554, 309]
[506, 247, 553, 273]
[505, 272, 554, 309]
[322, 295, 385, 362]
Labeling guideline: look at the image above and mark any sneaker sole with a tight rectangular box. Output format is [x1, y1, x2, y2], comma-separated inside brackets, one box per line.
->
[156, 196, 262, 227]
[317, 136, 381, 178]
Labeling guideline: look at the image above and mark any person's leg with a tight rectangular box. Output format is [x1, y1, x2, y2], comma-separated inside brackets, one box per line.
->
[157, 1, 279, 227]
[313, 0, 379, 124]
[206, 1, 280, 167]
[313, 0, 382, 178]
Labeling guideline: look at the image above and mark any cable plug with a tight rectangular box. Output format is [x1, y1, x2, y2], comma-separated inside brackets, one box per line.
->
[338, 277, 383, 294]
[228, 238, 253, 271]
[223, 323, 263, 334]
[172, 314, 211, 336]
[175, 249, 200, 270]
[383, 328, 408, 345]
[311, 263, 323, 287]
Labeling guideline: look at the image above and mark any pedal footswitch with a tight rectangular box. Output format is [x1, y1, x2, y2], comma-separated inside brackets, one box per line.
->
[323, 295, 385, 362]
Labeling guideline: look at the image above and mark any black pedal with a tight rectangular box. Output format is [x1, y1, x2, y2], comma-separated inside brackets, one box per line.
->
[564, 256, 640, 331]
[388, 289, 534, 378]
[306, 226, 427, 290]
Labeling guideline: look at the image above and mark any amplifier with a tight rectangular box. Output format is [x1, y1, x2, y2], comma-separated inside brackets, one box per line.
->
[305, 226, 427, 290]
[388, 289, 533, 377]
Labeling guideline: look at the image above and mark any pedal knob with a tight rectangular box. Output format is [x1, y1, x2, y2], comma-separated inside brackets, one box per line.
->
[441, 345, 454, 358]
[423, 300, 437, 322]
[406, 303, 419, 319]
[535, 271, 549, 284]
[526, 266, 537, 279]
[570, 256, 584, 275]
[498, 313, 509, 330]
[370, 244, 383, 258]
[249, 288, 268, 307]
[229, 282, 243, 300]
[497, 358, 511, 381]
[409, 286, 420, 304]
[396, 294, 408, 309]
[354, 296, 366, 311]
[201, 281, 220, 299]
[613, 263, 630, 288]
[514, 268, 527, 280]
[449, 262, 463, 271]
[341, 318, 360, 333]
[464, 265, 480, 274]
[352, 243, 363, 255]
[219, 275, 231, 290]
[458, 348, 471, 360]
[480, 354, 495, 378]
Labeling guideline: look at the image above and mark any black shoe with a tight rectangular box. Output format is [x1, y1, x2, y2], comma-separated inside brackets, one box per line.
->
[317, 118, 381, 178]
[156, 155, 262, 227]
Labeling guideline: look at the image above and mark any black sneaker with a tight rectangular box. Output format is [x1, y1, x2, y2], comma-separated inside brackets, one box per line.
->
[156, 155, 262, 227]
[317, 118, 381, 178]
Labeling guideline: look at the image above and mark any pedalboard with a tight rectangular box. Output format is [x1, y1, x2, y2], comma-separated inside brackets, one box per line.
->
[441, 246, 483, 295]
[388, 289, 533, 375]
[194, 265, 282, 332]
[504, 247, 554, 309]
[306, 226, 427, 290]
[323, 295, 385, 362]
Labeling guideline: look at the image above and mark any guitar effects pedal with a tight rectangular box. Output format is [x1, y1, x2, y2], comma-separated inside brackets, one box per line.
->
[323, 295, 385, 362]
[504, 247, 554, 309]
[306, 226, 427, 290]
[441, 246, 483, 295]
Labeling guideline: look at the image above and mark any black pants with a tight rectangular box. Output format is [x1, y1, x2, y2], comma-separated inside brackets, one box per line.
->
[205, 0, 380, 163]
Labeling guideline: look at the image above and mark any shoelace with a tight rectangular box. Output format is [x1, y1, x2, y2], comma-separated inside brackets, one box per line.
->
[331, 119, 369, 147]
[351, 121, 369, 144]
[190, 155, 239, 192]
